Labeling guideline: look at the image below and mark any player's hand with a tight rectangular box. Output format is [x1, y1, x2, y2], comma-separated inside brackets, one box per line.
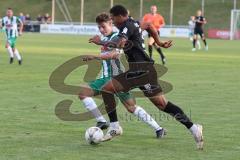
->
[161, 40, 173, 48]
[89, 35, 101, 45]
[140, 22, 151, 30]
[82, 55, 96, 61]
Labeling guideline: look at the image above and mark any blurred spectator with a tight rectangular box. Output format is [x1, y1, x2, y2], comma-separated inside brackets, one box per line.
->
[25, 14, 31, 21]
[43, 13, 51, 24]
[25, 14, 32, 31]
[19, 12, 25, 23]
[36, 14, 43, 23]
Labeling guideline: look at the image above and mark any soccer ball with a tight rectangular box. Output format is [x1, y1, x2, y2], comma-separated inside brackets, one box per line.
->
[85, 127, 104, 145]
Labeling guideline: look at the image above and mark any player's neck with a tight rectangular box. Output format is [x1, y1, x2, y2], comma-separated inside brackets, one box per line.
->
[106, 30, 114, 37]
[120, 16, 128, 24]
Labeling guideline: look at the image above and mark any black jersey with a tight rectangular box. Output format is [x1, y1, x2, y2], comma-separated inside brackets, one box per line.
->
[118, 18, 153, 63]
[195, 16, 205, 29]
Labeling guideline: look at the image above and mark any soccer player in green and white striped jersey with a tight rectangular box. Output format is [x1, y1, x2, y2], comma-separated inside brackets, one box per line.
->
[0, 8, 23, 65]
[79, 13, 166, 140]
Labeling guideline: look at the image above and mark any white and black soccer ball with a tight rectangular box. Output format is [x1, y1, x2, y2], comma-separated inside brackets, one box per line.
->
[85, 127, 104, 145]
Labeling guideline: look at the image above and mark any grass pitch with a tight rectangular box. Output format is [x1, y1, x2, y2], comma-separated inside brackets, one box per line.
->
[0, 33, 239, 160]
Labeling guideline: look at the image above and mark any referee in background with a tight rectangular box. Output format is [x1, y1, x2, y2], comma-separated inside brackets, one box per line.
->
[142, 5, 166, 64]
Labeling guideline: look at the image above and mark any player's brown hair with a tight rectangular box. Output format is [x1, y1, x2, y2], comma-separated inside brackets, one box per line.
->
[96, 13, 111, 24]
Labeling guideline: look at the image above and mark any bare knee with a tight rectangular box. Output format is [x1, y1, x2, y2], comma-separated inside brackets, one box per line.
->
[156, 103, 166, 110]
[126, 105, 135, 113]
[78, 93, 86, 100]
[149, 94, 168, 110]
[122, 99, 136, 113]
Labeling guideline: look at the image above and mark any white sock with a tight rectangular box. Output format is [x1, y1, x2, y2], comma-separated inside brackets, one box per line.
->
[82, 97, 107, 123]
[197, 40, 201, 49]
[7, 46, 14, 58]
[133, 106, 162, 131]
[110, 121, 120, 128]
[14, 49, 22, 61]
[189, 124, 198, 134]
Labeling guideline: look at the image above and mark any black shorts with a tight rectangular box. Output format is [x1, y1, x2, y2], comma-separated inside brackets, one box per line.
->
[194, 28, 204, 37]
[112, 62, 163, 97]
[148, 30, 160, 38]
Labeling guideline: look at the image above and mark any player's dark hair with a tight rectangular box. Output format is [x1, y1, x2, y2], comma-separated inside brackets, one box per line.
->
[96, 13, 111, 23]
[110, 5, 128, 17]
[7, 8, 12, 10]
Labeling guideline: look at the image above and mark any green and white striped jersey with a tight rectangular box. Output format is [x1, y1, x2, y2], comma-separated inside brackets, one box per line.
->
[100, 32, 125, 78]
[1, 16, 22, 38]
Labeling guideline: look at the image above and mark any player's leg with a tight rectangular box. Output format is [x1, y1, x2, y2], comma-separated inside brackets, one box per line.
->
[189, 32, 193, 41]
[200, 31, 208, 51]
[11, 38, 22, 65]
[100, 93, 123, 141]
[153, 43, 166, 65]
[196, 37, 201, 50]
[147, 93, 203, 149]
[5, 40, 14, 64]
[100, 75, 130, 141]
[192, 34, 197, 51]
[136, 63, 203, 149]
[78, 80, 108, 129]
[118, 92, 166, 138]
[148, 37, 155, 59]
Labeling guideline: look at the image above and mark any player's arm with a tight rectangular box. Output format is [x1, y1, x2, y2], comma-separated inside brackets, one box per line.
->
[159, 15, 165, 28]
[17, 18, 23, 35]
[141, 22, 172, 48]
[97, 50, 121, 60]
[89, 22, 135, 49]
[0, 19, 4, 29]
[197, 17, 207, 24]
[202, 18, 207, 24]
[82, 50, 121, 61]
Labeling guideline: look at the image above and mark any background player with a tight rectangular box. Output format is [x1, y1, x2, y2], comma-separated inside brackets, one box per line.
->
[89, 5, 203, 150]
[188, 16, 201, 50]
[79, 13, 166, 138]
[192, 10, 208, 52]
[0, 8, 23, 65]
[142, 5, 166, 64]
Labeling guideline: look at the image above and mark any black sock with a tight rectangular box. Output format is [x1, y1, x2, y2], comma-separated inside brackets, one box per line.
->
[156, 48, 165, 60]
[203, 39, 207, 46]
[163, 101, 193, 129]
[193, 39, 196, 48]
[101, 91, 118, 122]
[148, 45, 153, 58]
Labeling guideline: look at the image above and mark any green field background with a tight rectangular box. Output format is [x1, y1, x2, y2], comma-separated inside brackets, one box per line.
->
[0, 32, 239, 160]
[1, 0, 240, 29]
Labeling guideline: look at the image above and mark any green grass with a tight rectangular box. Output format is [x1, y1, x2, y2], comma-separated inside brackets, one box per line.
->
[1, 0, 240, 29]
[0, 33, 240, 160]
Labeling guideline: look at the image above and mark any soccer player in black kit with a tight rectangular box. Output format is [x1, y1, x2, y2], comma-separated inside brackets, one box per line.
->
[89, 5, 204, 150]
[192, 10, 208, 51]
